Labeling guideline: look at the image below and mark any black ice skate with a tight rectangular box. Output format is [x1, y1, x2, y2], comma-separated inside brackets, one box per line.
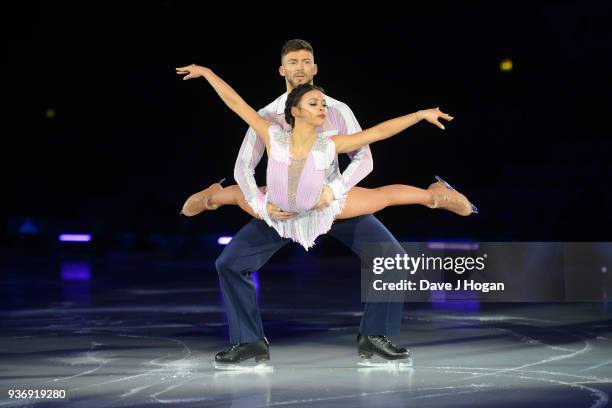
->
[357, 334, 413, 369]
[214, 337, 272, 371]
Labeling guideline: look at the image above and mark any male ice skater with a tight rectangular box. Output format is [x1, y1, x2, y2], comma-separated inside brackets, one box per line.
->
[213, 39, 410, 368]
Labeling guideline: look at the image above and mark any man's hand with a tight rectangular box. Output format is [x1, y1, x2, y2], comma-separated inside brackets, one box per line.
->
[175, 64, 210, 80]
[314, 185, 334, 211]
[418, 107, 454, 130]
[267, 202, 297, 220]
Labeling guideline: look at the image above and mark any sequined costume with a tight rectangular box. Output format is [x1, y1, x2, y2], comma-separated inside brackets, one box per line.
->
[246, 124, 347, 250]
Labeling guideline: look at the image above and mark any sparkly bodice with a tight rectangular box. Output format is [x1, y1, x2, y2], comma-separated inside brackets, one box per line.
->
[265, 125, 334, 213]
[287, 157, 307, 212]
[246, 123, 347, 250]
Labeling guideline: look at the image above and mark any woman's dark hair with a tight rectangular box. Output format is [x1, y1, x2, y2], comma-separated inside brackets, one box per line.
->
[284, 84, 325, 128]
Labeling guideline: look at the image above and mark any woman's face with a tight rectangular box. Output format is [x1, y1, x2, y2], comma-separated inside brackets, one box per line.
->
[293, 90, 327, 127]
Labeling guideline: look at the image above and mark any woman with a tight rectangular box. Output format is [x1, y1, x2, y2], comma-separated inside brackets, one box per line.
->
[176, 64, 477, 249]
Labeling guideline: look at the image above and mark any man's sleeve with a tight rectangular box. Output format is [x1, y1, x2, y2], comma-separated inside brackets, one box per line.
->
[327, 102, 373, 199]
[233, 123, 267, 214]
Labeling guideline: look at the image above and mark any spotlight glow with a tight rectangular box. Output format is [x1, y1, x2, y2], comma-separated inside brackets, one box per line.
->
[217, 236, 233, 245]
[59, 234, 91, 242]
[500, 58, 513, 72]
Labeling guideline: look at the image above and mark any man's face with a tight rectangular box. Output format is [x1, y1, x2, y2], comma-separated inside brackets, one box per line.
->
[279, 50, 318, 89]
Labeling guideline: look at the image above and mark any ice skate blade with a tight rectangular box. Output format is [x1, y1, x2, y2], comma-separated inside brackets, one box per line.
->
[434, 175, 456, 192]
[214, 361, 273, 371]
[357, 358, 413, 370]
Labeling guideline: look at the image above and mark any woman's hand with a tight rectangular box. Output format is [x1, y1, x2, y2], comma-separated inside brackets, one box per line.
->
[418, 107, 454, 130]
[267, 202, 297, 221]
[314, 185, 334, 211]
[175, 64, 209, 80]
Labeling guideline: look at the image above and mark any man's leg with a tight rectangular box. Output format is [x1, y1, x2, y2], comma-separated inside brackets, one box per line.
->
[215, 218, 290, 344]
[328, 215, 406, 336]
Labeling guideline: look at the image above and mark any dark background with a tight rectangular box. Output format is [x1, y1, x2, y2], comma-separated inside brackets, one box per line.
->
[2, 2, 611, 258]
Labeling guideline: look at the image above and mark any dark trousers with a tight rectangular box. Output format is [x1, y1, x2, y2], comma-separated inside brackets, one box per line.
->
[215, 215, 406, 343]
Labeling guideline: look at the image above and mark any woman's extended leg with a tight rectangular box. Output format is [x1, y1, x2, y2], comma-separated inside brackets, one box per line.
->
[210, 185, 262, 219]
[337, 186, 432, 219]
[180, 184, 262, 219]
[182, 180, 473, 219]
[337, 181, 473, 219]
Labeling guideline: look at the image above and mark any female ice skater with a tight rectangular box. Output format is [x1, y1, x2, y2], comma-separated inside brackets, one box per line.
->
[176, 64, 477, 249]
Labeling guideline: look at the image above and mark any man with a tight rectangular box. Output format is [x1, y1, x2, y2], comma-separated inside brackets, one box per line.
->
[213, 39, 410, 368]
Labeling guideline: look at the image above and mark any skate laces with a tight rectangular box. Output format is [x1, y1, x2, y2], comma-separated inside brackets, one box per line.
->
[227, 344, 241, 353]
[373, 335, 392, 345]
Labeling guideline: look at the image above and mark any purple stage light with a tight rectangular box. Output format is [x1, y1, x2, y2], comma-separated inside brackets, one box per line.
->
[432, 300, 480, 312]
[61, 261, 92, 281]
[252, 271, 259, 296]
[59, 234, 92, 242]
[217, 236, 233, 245]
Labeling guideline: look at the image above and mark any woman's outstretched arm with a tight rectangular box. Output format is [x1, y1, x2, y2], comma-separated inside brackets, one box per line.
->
[176, 64, 271, 148]
[331, 108, 453, 154]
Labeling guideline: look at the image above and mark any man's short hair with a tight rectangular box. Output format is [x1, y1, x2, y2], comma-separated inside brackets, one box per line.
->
[281, 39, 314, 62]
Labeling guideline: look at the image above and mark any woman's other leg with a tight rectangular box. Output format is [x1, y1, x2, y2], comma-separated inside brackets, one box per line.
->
[337, 186, 433, 219]
[182, 184, 262, 219]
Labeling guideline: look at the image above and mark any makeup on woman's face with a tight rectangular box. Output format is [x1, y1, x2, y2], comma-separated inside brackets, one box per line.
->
[298, 90, 327, 126]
